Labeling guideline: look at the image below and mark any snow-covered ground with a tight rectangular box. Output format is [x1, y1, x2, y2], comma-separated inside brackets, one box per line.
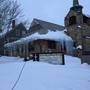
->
[0, 55, 90, 90]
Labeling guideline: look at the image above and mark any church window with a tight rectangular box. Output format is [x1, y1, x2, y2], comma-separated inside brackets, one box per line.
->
[69, 16, 76, 25]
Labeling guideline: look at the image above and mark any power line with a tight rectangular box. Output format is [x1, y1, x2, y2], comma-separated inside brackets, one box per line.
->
[11, 62, 26, 90]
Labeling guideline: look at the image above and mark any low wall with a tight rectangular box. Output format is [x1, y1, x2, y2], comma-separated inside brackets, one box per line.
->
[39, 53, 63, 65]
[81, 55, 90, 64]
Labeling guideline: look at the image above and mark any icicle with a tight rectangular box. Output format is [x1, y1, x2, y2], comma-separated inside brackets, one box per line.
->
[65, 40, 74, 55]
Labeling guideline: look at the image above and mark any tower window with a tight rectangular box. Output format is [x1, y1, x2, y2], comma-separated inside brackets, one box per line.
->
[69, 16, 76, 25]
[83, 16, 88, 24]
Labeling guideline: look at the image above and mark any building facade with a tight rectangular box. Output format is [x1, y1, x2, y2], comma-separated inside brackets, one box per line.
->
[4, 19, 72, 58]
[0, 0, 90, 64]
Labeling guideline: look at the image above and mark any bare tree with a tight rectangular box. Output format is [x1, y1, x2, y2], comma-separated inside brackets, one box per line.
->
[0, 0, 22, 32]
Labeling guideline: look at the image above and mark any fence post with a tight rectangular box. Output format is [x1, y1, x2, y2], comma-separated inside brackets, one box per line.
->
[62, 53, 65, 65]
[36, 53, 39, 61]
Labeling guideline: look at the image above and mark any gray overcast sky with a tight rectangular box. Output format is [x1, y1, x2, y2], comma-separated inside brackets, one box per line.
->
[18, 0, 90, 25]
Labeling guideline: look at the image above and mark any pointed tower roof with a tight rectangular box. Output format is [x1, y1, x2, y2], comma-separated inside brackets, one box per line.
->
[71, 0, 83, 12]
[73, 0, 79, 6]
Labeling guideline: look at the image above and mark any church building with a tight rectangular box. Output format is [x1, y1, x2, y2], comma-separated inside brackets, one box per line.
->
[0, 0, 90, 64]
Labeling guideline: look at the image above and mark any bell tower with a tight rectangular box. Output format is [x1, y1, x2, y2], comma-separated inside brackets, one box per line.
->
[71, 0, 83, 13]
[73, 0, 79, 6]
[65, 0, 83, 27]
[64, 0, 90, 64]
[64, 0, 84, 46]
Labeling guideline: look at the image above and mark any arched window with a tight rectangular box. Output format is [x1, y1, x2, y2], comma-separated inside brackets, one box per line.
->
[69, 16, 76, 25]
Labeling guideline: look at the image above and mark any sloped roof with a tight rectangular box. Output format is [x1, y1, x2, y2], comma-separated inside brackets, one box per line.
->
[15, 23, 27, 31]
[4, 29, 72, 48]
[0, 23, 27, 38]
[28, 19, 65, 34]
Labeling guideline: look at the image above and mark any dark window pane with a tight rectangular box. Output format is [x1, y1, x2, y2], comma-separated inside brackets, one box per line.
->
[48, 41, 56, 49]
[83, 16, 88, 24]
[69, 16, 76, 25]
[63, 41, 66, 53]
[28, 43, 34, 51]
[73, 41, 77, 48]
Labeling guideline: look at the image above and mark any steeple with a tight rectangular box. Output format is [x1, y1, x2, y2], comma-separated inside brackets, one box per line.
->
[71, 0, 83, 12]
[73, 0, 79, 7]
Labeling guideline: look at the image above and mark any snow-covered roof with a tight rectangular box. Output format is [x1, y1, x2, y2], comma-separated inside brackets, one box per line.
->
[63, 29, 67, 32]
[86, 36, 90, 39]
[4, 29, 72, 47]
[76, 45, 82, 49]
[77, 25, 81, 28]
[0, 30, 7, 37]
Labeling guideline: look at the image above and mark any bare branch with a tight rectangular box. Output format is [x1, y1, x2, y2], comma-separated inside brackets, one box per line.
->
[0, 0, 23, 31]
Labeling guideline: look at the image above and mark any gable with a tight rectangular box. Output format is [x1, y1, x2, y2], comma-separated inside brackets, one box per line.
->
[28, 19, 65, 35]
[65, 10, 78, 20]
[30, 19, 40, 27]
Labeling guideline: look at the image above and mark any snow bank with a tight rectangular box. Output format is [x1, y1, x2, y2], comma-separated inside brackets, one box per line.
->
[65, 55, 81, 66]
[0, 56, 23, 64]
[0, 55, 90, 90]
[15, 62, 90, 90]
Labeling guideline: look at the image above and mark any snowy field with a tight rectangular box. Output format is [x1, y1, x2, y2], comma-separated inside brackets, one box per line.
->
[0, 55, 90, 90]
